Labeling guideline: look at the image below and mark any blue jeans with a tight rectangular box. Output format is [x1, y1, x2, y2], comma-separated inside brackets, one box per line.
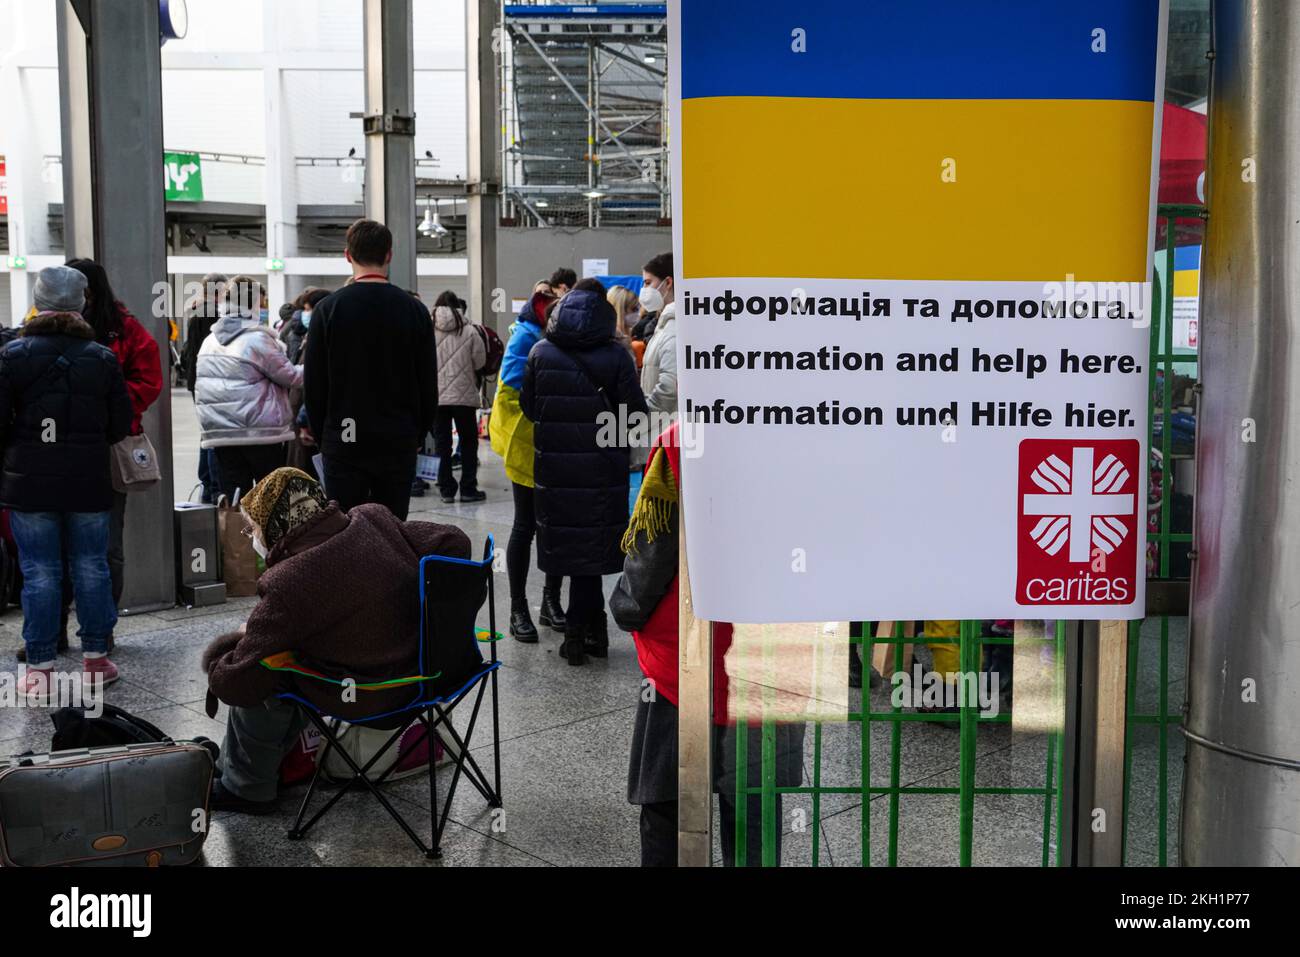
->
[10, 511, 117, 664]
[199, 448, 223, 505]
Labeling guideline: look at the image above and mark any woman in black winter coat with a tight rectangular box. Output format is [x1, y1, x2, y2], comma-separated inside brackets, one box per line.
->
[0, 266, 134, 700]
[521, 280, 648, 666]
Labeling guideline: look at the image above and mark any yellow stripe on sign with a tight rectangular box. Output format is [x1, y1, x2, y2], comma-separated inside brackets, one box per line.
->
[1173, 270, 1200, 298]
[681, 97, 1156, 282]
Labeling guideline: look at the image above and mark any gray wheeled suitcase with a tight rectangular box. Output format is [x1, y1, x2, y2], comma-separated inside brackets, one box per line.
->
[0, 741, 214, 867]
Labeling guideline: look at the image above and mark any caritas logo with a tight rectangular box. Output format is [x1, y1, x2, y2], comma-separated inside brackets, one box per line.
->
[1016, 439, 1140, 605]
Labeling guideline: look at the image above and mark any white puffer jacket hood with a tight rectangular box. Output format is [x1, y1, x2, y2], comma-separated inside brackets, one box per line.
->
[631, 303, 677, 468]
[194, 308, 303, 448]
[434, 306, 487, 408]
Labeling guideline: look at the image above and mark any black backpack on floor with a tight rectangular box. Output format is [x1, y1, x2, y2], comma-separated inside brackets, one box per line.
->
[51, 704, 220, 764]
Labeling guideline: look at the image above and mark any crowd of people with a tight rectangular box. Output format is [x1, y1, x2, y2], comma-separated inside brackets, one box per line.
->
[1, 218, 746, 864]
[489, 260, 677, 656]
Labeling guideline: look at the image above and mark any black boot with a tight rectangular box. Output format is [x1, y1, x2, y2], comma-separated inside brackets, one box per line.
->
[559, 622, 587, 666]
[538, 588, 567, 631]
[510, 604, 539, 643]
[584, 611, 609, 658]
[848, 643, 863, 689]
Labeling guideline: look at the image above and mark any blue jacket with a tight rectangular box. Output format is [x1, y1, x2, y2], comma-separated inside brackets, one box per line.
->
[489, 293, 553, 485]
[499, 296, 546, 391]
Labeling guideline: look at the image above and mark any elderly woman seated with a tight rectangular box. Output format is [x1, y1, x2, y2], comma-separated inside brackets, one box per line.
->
[202, 467, 469, 814]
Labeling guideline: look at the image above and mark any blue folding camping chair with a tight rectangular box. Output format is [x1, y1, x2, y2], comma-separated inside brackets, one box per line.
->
[278, 536, 502, 859]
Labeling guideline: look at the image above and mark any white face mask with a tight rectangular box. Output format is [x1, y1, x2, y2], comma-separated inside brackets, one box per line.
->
[639, 283, 664, 314]
[251, 536, 268, 559]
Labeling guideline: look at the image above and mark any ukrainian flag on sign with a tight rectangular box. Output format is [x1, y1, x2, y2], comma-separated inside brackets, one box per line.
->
[679, 1, 1163, 282]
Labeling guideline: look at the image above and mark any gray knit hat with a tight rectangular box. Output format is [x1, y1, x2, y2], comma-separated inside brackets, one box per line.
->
[33, 266, 88, 314]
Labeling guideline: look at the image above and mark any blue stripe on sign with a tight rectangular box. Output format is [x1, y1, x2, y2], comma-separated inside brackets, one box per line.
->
[1174, 245, 1201, 271]
[681, 0, 1160, 102]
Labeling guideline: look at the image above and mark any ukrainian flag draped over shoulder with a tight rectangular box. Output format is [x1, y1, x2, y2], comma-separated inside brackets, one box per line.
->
[489, 319, 542, 487]
[680, 0, 1162, 282]
[490, 380, 535, 487]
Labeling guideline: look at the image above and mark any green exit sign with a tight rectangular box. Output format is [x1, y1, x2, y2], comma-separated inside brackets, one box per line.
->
[6, 256, 26, 269]
[164, 151, 204, 202]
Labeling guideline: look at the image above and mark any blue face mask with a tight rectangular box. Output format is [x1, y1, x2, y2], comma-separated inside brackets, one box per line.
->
[301, 310, 312, 329]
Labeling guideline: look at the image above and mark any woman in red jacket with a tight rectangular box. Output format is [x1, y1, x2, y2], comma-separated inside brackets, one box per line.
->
[610, 423, 805, 866]
[68, 260, 163, 606]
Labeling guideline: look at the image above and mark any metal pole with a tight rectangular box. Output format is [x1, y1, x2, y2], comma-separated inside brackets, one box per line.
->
[1183, 0, 1300, 865]
[592, 41, 602, 229]
[57, 0, 175, 613]
[660, 66, 670, 222]
[362, 0, 416, 291]
[587, 40, 595, 228]
[466, 0, 500, 331]
[498, 6, 511, 224]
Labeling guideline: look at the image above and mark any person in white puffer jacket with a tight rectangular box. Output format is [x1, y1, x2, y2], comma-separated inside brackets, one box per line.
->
[631, 252, 677, 473]
[432, 291, 487, 502]
[195, 275, 302, 502]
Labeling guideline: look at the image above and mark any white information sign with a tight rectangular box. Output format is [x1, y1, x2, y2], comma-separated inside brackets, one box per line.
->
[669, 1, 1168, 623]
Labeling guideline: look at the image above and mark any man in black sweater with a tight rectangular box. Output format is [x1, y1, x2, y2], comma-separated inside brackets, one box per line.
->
[304, 219, 437, 520]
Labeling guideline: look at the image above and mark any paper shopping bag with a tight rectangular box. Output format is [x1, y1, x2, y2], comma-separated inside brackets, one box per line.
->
[217, 498, 261, 597]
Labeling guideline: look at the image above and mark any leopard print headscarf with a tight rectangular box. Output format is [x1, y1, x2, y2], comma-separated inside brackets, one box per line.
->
[240, 468, 328, 551]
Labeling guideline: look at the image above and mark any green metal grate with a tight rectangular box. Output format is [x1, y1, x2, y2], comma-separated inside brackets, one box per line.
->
[733, 623, 1066, 867]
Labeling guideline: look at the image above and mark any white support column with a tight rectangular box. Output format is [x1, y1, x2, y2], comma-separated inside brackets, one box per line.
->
[0, 62, 48, 326]
[263, 2, 297, 316]
[466, 0, 500, 331]
[363, 0, 417, 290]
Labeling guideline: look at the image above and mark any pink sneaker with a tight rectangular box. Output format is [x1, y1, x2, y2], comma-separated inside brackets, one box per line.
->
[20, 668, 55, 706]
[82, 657, 119, 691]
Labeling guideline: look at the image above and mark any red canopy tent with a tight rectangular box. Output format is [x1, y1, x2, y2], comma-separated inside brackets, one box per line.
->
[1157, 103, 1207, 248]
[1159, 102, 1207, 206]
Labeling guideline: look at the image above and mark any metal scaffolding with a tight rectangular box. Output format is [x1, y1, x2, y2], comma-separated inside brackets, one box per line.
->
[502, 3, 668, 228]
